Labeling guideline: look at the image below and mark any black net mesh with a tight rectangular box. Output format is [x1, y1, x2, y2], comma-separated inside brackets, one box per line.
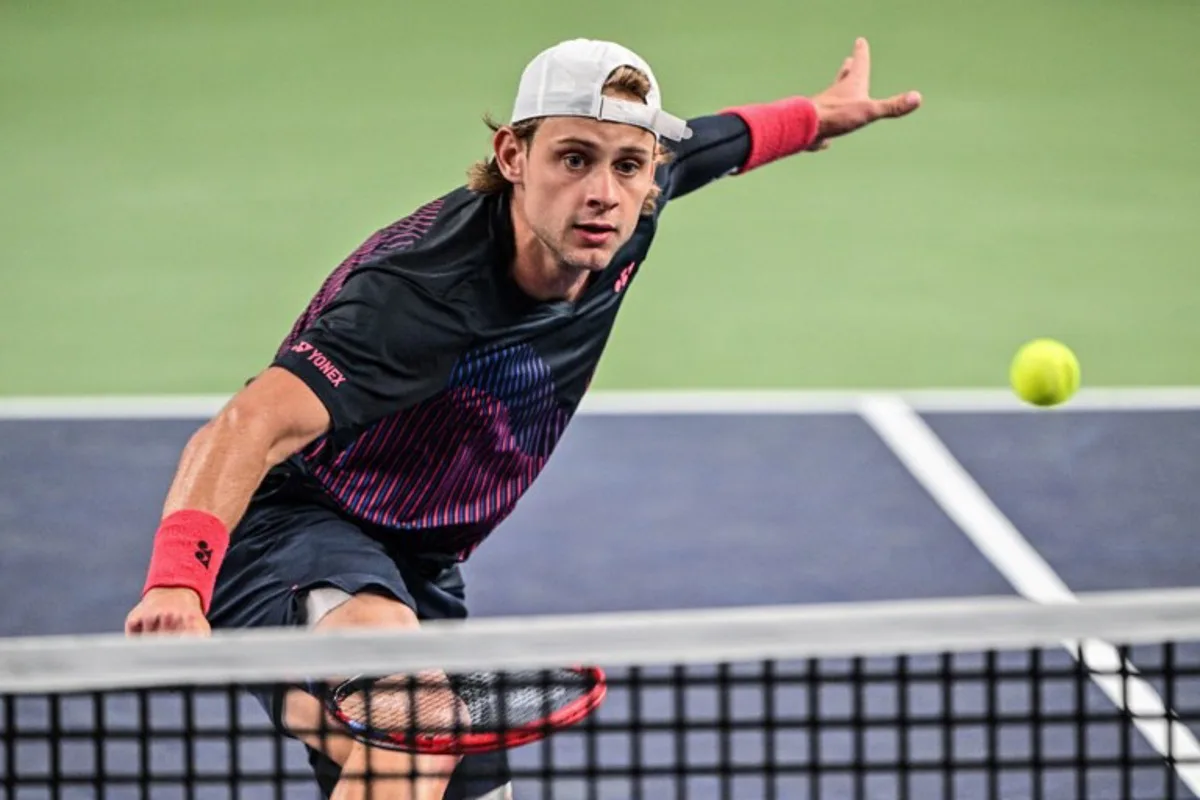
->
[3, 641, 1200, 799]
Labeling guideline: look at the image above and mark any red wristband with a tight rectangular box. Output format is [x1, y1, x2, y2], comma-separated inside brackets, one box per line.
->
[142, 510, 230, 614]
[720, 96, 821, 173]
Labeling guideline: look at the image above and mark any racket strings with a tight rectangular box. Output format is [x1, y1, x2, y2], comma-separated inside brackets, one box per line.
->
[336, 669, 471, 736]
[334, 667, 599, 735]
[450, 668, 595, 731]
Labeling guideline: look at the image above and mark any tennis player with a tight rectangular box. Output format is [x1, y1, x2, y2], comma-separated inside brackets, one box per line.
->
[124, 37, 920, 800]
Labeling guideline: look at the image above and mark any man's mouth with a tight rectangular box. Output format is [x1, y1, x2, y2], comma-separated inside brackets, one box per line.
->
[574, 223, 617, 245]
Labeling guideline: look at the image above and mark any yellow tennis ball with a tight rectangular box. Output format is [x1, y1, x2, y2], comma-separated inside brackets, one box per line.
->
[1009, 339, 1081, 407]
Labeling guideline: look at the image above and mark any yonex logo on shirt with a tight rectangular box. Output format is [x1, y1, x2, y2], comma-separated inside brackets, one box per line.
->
[290, 342, 348, 387]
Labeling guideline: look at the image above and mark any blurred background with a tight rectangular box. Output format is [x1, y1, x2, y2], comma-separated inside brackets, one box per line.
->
[3, 0, 1198, 396]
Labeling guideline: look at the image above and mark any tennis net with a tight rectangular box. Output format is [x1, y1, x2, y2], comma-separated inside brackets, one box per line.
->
[3, 587, 1200, 799]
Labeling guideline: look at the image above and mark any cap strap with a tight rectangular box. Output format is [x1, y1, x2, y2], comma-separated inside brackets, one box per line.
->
[597, 96, 692, 141]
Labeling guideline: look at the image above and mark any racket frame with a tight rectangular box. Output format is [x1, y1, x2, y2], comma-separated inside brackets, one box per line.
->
[322, 665, 608, 755]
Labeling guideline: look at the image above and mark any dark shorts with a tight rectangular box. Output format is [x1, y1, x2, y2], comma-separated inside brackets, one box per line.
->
[207, 471, 510, 799]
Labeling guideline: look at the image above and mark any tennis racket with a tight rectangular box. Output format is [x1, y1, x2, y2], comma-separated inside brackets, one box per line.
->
[322, 665, 607, 754]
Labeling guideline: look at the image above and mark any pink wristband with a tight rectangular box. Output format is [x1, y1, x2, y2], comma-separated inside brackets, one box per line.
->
[720, 96, 821, 173]
[141, 510, 230, 614]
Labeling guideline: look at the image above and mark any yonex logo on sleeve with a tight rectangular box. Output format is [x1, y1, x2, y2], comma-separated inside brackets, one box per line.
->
[290, 342, 347, 387]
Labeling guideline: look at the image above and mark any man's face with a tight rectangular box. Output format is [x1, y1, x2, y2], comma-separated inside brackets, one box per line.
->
[501, 115, 657, 273]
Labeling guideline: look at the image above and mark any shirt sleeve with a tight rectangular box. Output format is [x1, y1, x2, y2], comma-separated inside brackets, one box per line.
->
[656, 113, 753, 202]
[271, 265, 469, 446]
[657, 97, 822, 203]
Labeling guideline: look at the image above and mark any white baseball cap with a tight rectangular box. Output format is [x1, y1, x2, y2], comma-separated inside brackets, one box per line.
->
[510, 39, 693, 141]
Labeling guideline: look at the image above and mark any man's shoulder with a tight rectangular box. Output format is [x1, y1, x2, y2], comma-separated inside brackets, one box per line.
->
[422, 186, 503, 250]
[356, 186, 499, 288]
[371, 186, 490, 253]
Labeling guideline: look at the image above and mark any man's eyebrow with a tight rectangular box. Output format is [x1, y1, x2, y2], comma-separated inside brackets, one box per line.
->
[553, 137, 653, 158]
[553, 136, 599, 150]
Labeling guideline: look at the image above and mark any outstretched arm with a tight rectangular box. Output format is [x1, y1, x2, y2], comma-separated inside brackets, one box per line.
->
[659, 37, 921, 201]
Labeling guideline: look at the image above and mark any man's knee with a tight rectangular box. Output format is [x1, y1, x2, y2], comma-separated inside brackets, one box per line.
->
[307, 585, 420, 631]
[289, 586, 514, 799]
[282, 587, 420, 758]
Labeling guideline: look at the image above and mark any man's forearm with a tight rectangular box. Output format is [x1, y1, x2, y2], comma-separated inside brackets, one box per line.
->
[162, 410, 282, 530]
[129, 368, 331, 623]
[142, 404, 311, 613]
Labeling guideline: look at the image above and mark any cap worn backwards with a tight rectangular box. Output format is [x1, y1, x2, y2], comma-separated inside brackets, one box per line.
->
[510, 39, 693, 142]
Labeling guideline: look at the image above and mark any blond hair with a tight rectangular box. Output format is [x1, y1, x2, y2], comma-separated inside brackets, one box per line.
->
[467, 66, 670, 216]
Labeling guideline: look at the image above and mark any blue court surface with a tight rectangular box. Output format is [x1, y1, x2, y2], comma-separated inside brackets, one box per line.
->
[2, 389, 1199, 798]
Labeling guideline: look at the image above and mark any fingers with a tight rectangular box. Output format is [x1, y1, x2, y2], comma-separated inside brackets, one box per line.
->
[124, 608, 149, 635]
[836, 57, 853, 82]
[874, 90, 923, 119]
[844, 37, 871, 94]
[853, 36, 871, 75]
[125, 607, 210, 636]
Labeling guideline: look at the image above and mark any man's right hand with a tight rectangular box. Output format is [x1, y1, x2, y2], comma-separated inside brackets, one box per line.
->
[124, 587, 211, 636]
[123, 368, 329, 640]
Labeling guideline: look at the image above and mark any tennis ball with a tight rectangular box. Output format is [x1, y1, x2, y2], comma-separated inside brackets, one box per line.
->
[1009, 339, 1081, 407]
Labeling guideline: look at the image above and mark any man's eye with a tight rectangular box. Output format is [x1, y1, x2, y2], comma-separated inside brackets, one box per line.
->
[563, 154, 585, 169]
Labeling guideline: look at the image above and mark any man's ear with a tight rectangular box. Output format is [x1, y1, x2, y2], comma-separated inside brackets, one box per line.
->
[493, 126, 525, 185]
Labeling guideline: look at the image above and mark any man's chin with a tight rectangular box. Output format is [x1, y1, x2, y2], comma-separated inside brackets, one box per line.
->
[560, 247, 613, 273]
